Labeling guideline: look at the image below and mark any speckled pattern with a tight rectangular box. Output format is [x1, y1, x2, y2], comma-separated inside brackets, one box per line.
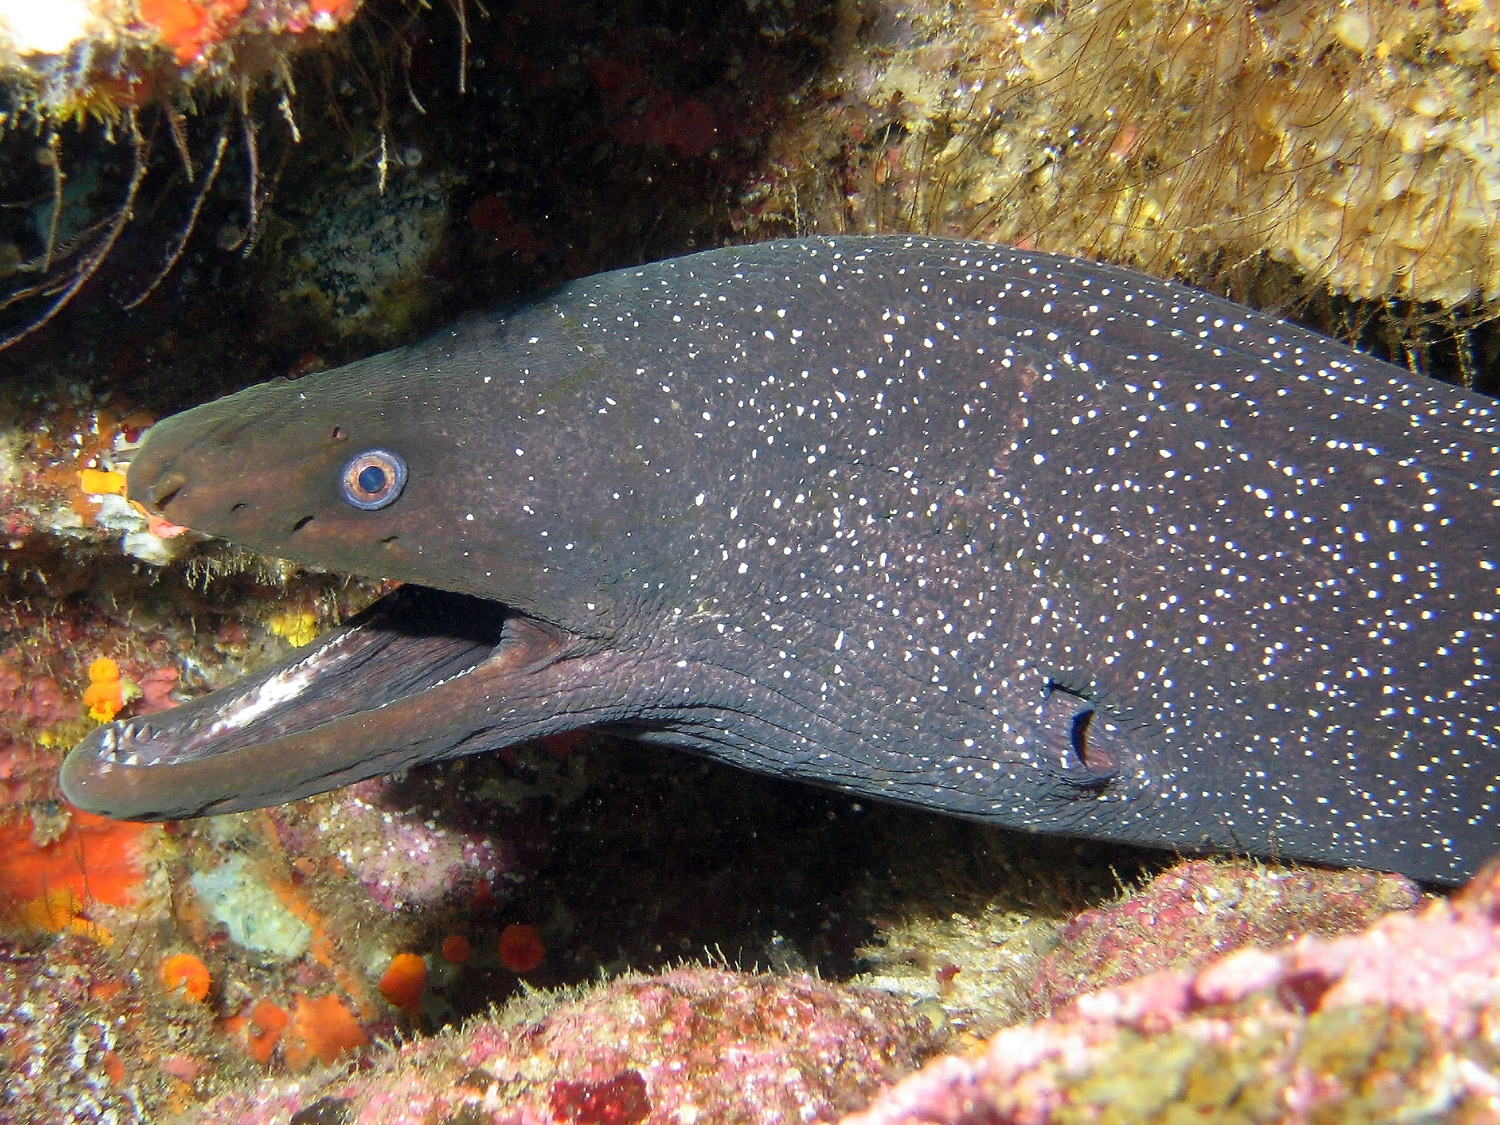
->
[67, 237, 1500, 884]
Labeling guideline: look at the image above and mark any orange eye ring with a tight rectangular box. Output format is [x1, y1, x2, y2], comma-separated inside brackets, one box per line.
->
[340, 449, 407, 510]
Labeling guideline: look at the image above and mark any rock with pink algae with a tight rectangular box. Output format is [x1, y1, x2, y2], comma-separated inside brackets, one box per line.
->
[1, 933, 164, 1125]
[844, 860, 1500, 1125]
[184, 967, 947, 1125]
[1031, 858, 1423, 1015]
[263, 739, 584, 914]
[268, 772, 517, 914]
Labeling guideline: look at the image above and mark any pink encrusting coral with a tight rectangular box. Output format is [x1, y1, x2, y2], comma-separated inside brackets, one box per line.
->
[265, 760, 532, 914]
[180, 968, 948, 1124]
[844, 860, 1500, 1125]
[1028, 859, 1424, 1015]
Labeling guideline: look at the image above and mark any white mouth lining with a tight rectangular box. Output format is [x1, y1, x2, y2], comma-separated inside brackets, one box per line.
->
[93, 611, 500, 767]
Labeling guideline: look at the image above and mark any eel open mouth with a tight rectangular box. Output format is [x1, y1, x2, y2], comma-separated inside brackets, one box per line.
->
[61, 586, 573, 820]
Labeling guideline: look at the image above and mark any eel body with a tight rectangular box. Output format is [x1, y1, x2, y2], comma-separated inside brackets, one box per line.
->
[62, 237, 1500, 884]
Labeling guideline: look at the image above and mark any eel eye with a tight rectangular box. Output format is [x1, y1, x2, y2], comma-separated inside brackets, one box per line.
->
[339, 449, 407, 511]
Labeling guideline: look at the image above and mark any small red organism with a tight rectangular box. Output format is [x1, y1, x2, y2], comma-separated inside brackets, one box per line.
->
[617, 96, 718, 157]
[549, 1070, 651, 1125]
[441, 934, 472, 963]
[651, 98, 717, 157]
[138, 0, 209, 63]
[0, 662, 68, 727]
[160, 952, 212, 1002]
[469, 194, 512, 234]
[136, 665, 181, 713]
[542, 730, 587, 758]
[159, 1054, 203, 1082]
[589, 58, 650, 109]
[378, 952, 427, 1014]
[468, 195, 547, 262]
[498, 923, 545, 973]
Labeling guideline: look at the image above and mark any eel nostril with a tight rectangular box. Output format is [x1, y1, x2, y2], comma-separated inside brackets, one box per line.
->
[147, 471, 188, 511]
[292, 515, 315, 533]
[231, 502, 248, 513]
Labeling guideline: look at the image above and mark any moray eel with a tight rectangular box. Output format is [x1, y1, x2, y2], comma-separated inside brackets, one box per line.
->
[62, 236, 1500, 884]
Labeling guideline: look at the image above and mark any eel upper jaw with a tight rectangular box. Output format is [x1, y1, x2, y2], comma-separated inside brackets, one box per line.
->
[60, 586, 589, 821]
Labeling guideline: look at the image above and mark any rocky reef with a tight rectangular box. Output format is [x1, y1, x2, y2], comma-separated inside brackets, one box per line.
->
[737, 0, 1500, 317]
[849, 860, 1500, 1125]
[183, 967, 949, 1125]
[0, 0, 1497, 1121]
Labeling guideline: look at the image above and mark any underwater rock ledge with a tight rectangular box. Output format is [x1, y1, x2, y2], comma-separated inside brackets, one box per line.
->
[849, 858, 1500, 1125]
[155, 857, 1500, 1124]
[178, 967, 949, 1125]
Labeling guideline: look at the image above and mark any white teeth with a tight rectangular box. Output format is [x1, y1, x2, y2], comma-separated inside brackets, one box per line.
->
[300, 629, 351, 667]
[201, 629, 358, 737]
[210, 662, 322, 736]
[428, 667, 475, 690]
[88, 620, 378, 762]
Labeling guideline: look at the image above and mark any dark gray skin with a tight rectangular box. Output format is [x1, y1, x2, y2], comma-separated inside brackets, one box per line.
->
[62, 236, 1500, 884]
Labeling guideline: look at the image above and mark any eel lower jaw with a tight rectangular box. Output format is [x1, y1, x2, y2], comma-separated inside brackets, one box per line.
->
[60, 586, 581, 821]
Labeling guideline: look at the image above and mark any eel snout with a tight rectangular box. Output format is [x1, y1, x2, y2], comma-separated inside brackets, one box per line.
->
[123, 378, 319, 534]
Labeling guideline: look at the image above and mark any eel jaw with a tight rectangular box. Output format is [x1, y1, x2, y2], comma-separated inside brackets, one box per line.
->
[61, 586, 580, 821]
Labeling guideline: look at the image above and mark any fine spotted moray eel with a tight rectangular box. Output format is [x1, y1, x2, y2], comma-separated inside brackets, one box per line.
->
[64, 236, 1500, 885]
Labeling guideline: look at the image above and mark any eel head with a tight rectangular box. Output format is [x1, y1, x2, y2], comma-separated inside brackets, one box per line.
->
[62, 333, 652, 820]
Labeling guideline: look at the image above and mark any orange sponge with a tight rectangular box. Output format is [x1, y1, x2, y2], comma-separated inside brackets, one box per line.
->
[239, 999, 290, 1065]
[283, 994, 368, 1071]
[0, 811, 147, 924]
